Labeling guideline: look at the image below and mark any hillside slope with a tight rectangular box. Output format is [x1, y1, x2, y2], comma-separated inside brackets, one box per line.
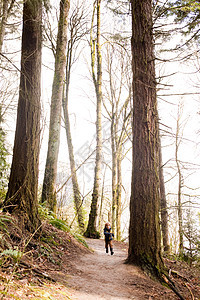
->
[0, 214, 199, 299]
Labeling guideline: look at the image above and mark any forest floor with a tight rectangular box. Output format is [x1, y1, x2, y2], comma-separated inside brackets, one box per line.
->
[0, 217, 199, 299]
[57, 239, 200, 300]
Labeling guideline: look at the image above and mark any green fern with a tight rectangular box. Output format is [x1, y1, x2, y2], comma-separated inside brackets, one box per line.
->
[50, 218, 70, 232]
[38, 203, 54, 220]
[49, 218, 88, 248]
[0, 248, 22, 263]
[0, 215, 13, 233]
[72, 232, 88, 248]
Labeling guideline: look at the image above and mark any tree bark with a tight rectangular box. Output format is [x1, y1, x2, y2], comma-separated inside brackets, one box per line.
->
[61, 6, 86, 232]
[62, 43, 85, 231]
[85, 0, 102, 238]
[175, 106, 184, 253]
[116, 146, 122, 241]
[128, 0, 165, 278]
[98, 166, 106, 233]
[0, 0, 15, 53]
[0, 0, 9, 52]
[159, 134, 170, 252]
[42, 0, 70, 212]
[111, 105, 117, 235]
[3, 0, 42, 231]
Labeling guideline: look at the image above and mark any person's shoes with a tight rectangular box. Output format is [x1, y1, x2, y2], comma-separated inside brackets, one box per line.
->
[106, 247, 108, 254]
[110, 248, 114, 255]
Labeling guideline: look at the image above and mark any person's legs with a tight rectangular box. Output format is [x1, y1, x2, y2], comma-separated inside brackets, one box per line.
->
[109, 241, 114, 255]
[105, 240, 109, 253]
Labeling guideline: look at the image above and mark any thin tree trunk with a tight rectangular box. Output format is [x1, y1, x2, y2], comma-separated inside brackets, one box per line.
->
[127, 0, 165, 278]
[116, 146, 122, 241]
[111, 109, 117, 235]
[105, 45, 131, 241]
[159, 134, 170, 252]
[0, 0, 15, 52]
[175, 109, 184, 253]
[0, 0, 8, 52]
[62, 44, 85, 231]
[42, 0, 70, 212]
[63, 100, 85, 232]
[98, 166, 106, 233]
[85, 0, 102, 238]
[62, 4, 87, 232]
[177, 169, 183, 253]
[3, 0, 42, 231]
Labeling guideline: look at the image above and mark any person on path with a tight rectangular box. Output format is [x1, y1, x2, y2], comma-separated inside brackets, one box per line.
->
[104, 222, 114, 255]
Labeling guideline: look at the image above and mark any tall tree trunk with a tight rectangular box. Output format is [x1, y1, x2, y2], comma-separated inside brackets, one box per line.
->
[116, 146, 122, 241]
[61, 3, 87, 232]
[42, 0, 70, 212]
[175, 107, 184, 253]
[98, 166, 106, 233]
[105, 45, 131, 240]
[3, 0, 42, 231]
[0, 0, 8, 52]
[85, 0, 102, 238]
[111, 108, 117, 235]
[177, 167, 183, 253]
[63, 101, 85, 232]
[127, 0, 165, 278]
[159, 134, 170, 252]
[62, 43, 85, 231]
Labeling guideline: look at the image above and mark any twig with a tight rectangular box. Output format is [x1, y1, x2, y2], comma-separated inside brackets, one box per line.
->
[162, 274, 185, 300]
[69, 189, 92, 228]
[19, 261, 56, 282]
[170, 269, 188, 282]
[56, 150, 95, 194]
[185, 282, 194, 300]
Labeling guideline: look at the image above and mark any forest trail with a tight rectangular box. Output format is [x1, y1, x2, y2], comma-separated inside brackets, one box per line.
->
[1, 223, 199, 299]
[66, 239, 177, 300]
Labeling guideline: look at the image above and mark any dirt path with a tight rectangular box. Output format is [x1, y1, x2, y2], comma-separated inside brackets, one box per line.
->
[66, 239, 178, 300]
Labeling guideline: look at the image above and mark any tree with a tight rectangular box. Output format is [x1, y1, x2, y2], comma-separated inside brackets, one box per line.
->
[159, 133, 170, 252]
[168, 0, 200, 36]
[0, 108, 9, 202]
[62, 2, 88, 233]
[0, 0, 16, 53]
[157, 1, 200, 51]
[127, 0, 165, 278]
[183, 203, 200, 265]
[116, 146, 122, 240]
[104, 42, 132, 239]
[0, 0, 21, 124]
[42, 0, 70, 212]
[3, 0, 42, 231]
[85, 0, 102, 238]
[0, 1, 21, 203]
[175, 103, 185, 254]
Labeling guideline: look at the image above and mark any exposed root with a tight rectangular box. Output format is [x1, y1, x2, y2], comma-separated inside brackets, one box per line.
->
[162, 274, 185, 300]
[185, 282, 194, 300]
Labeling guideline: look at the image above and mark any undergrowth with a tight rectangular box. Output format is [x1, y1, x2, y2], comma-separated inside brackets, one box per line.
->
[0, 207, 89, 299]
[38, 203, 89, 248]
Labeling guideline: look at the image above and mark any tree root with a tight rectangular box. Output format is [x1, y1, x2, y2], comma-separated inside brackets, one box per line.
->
[162, 274, 185, 300]
[185, 282, 194, 300]
[170, 269, 188, 281]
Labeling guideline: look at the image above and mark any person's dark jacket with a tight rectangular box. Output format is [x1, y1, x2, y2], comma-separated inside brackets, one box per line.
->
[104, 227, 114, 241]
